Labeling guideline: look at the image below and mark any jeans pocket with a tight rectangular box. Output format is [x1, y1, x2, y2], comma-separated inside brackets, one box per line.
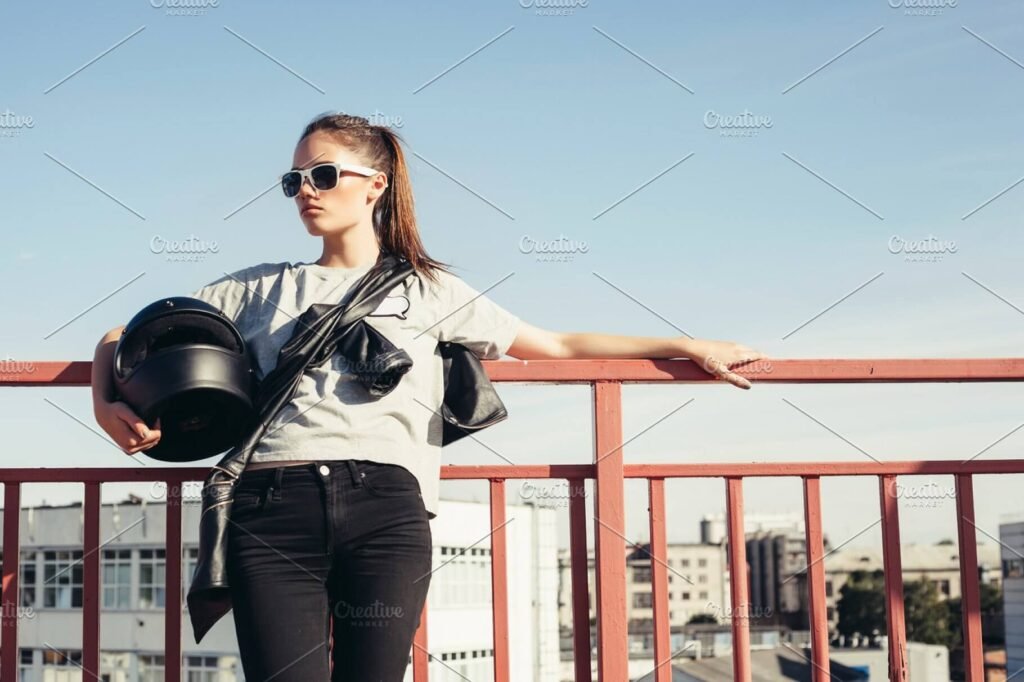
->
[231, 490, 265, 514]
[360, 463, 422, 498]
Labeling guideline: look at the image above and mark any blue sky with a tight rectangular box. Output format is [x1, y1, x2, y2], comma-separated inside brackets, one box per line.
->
[1, 0, 1023, 555]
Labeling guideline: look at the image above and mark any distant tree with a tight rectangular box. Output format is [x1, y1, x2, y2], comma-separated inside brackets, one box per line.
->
[836, 571, 952, 646]
[904, 578, 949, 645]
[936, 538, 955, 546]
[687, 614, 718, 625]
[947, 582, 1003, 648]
[837, 570, 886, 639]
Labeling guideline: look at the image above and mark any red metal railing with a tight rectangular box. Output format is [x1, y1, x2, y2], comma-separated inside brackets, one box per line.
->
[3, 357, 1024, 681]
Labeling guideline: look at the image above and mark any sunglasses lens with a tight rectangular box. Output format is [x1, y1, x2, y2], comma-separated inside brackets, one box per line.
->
[310, 164, 339, 191]
[281, 172, 301, 198]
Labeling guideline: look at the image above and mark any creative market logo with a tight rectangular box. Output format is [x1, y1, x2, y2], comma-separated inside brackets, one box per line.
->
[0, 109, 34, 140]
[704, 109, 773, 138]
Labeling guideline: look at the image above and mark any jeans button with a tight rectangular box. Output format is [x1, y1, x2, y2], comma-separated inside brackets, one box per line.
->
[319, 464, 330, 476]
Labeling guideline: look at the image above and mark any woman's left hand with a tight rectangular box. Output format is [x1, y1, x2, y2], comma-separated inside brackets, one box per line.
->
[684, 339, 767, 390]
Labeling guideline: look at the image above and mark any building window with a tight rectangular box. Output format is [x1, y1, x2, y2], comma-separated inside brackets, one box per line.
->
[682, 592, 691, 601]
[632, 592, 653, 608]
[698, 558, 707, 568]
[42, 551, 82, 608]
[185, 654, 239, 682]
[19, 648, 34, 682]
[102, 549, 132, 609]
[429, 545, 492, 609]
[681, 559, 690, 568]
[936, 579, 951, 597]
[633, 566, 652, 583]
[41, 648, 82, 675]
[187, 655, 219, 681]
[101, 652, 131, 680]
[1004, 559, 1024, 578]
[698, 575, 708, 584]
[825, 580, 833, 597]
[20, 552, 37, 609]
[139, 549, 166, 609]
[139, 654, 165, 682]
[183, 547, 199, 607]
[699, 591, 708, 600]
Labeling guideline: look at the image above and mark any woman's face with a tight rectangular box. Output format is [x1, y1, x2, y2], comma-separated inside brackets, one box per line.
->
[290, 131, 387, 237]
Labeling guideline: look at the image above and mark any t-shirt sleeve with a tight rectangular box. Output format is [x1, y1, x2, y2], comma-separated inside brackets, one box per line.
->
[187, 266, 257, 327]
[430, 270, 521, 360]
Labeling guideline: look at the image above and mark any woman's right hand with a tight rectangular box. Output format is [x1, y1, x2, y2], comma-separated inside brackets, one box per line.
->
[95, 400, 162, 455]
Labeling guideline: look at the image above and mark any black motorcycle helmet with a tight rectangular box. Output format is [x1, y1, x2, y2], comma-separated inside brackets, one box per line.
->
[112, 297, 259, 462]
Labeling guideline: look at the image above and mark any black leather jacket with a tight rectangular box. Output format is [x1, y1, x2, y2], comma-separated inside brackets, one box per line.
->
[186, 254, 416, 642]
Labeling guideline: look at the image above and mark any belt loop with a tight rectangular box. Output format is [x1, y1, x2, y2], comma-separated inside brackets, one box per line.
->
[345, 460, 363, 488]
[271, 466, 284, 500]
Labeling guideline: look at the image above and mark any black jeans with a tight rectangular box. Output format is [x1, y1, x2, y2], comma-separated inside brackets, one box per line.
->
[226, 459, 433, 681]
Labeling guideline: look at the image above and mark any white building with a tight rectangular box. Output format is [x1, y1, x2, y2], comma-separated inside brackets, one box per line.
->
[1000, 519, 1024, 676]
[556, 541, 730, 659]
[1, 494, 560, 682]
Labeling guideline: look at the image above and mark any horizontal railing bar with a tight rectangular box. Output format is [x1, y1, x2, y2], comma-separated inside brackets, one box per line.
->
[0, 464, 596, 484]
[5, 357, 1024, 387]
[624, 459, 1024, 477]
[0, 459, 1023, 486]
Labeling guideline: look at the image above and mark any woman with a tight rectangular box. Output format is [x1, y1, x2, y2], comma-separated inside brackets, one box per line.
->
[91, 112, 765, 681]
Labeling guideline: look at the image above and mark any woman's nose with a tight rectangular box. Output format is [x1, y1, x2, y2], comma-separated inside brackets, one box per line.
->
[298, 176, 319, 197]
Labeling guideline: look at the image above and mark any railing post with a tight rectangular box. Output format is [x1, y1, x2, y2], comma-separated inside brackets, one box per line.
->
[879, 475, 908, 682]
[413, 599, 429, 681]
[165, 481, 183, 682]
[82, 482, 101, 678]
[1, 483, 20, 682]
[647, 478, 671, 682]
[802, 476, 830, 681]
[955, 473, 984, 681]
[725, 477, 751, 682]
[567, 477, 592, 682]
[489, 479, 510, 682]
[592, 381, 628, 682]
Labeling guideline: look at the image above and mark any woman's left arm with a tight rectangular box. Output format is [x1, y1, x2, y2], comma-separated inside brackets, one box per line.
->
[505, 321, 767, 390]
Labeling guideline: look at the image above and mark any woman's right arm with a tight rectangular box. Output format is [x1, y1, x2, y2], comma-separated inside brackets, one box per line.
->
[92, 326, 162, 455]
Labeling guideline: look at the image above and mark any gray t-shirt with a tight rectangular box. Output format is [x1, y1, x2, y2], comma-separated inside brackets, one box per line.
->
[187, 259, 521, 518]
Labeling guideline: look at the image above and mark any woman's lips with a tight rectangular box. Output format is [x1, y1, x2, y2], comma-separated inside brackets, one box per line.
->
[301, 207, 323, 215]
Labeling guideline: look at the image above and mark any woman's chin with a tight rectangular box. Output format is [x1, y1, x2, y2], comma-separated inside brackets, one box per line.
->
[303, 217, 332, 235]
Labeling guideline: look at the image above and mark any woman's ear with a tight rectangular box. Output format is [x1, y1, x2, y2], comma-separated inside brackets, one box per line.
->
[367, 173, 388, 202]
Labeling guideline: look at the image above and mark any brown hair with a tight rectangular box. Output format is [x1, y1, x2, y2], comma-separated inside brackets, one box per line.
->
[297, 112, 450, 284]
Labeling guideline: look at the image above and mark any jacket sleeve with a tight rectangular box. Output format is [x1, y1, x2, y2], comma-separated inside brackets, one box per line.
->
[429, 270, 520, 360]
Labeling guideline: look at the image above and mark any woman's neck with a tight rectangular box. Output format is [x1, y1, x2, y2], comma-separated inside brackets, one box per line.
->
[316, 231, 381, 269]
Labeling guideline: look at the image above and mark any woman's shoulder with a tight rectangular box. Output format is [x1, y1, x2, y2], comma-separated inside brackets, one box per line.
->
[412, 265, 464, 297]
